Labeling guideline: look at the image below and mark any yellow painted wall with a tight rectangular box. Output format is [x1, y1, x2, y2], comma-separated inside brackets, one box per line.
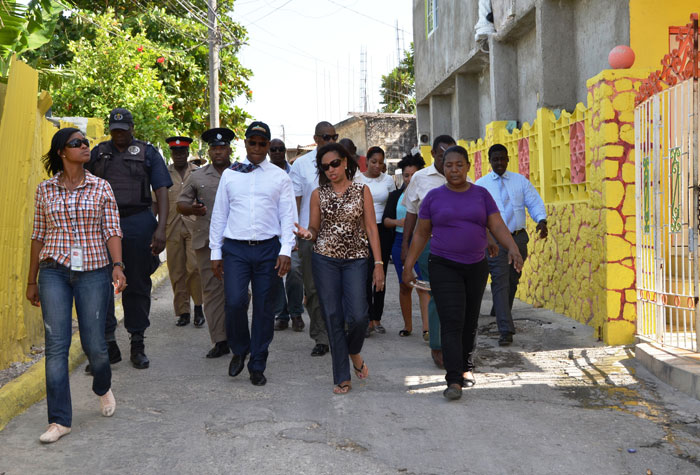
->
[0, 57, 106, 370]
[629, 0, 698, 70]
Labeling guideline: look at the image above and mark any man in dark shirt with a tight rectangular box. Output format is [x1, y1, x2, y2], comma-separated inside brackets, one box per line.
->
[86, 108, 172, 370]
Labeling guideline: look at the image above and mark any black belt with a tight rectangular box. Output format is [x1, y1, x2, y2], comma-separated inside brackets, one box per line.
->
[231, 237, 276, 246]
[511, 229, 526, 236]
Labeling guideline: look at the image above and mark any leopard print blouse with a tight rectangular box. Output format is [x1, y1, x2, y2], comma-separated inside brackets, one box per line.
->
[313, 182, 369, 260]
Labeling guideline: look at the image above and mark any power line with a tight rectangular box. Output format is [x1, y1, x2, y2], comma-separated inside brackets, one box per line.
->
[326, 0, 410, 33]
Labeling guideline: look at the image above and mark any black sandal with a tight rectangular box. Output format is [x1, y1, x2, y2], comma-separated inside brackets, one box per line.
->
[334, 383, 351, 394]
[399, 330, 412, 337]
[353, 361, 368, 379]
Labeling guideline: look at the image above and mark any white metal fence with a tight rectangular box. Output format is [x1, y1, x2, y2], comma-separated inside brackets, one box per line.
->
[635, 78, 699, 352]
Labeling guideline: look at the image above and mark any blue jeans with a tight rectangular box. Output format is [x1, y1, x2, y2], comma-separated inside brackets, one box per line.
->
[272, 249, 304, 320]
[222, 238, 280, 373]
[391, 232, 422, 283]
[38, 261, 112, 427]
[487, 231, 529, 335]
[417, 240, 441, 350]
[312, 253, 368, 385]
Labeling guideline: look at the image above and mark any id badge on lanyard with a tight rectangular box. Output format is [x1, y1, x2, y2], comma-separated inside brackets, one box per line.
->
[66, 188, 84, 271]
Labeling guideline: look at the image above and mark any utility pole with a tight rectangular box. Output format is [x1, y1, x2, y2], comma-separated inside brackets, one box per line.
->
[281, 124, 286, 143]
[360, 47, 368, 113]
[207, 0, 220, 128]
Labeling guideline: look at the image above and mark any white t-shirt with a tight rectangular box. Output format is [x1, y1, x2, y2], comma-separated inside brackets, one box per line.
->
[289, 148, 318, 229]
[354, 172, 396, 223]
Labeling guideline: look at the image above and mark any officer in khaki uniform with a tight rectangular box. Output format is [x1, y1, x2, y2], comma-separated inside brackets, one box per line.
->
[176, 128, 234, 358]
[154, 136, 204, 327]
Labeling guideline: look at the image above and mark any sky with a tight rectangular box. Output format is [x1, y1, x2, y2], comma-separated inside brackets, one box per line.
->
[228, 0, 414, 152]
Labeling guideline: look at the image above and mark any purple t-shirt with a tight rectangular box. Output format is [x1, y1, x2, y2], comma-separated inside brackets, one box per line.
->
[418, 184, 499, 265]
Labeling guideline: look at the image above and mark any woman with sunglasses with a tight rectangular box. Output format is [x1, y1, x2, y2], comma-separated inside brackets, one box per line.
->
[26, 128, 127, 443]
[294, 143, 384, 394]
[354, 146, 395, 337]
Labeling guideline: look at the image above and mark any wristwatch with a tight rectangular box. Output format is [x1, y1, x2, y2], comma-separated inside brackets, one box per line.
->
[113, 261, 126, 270]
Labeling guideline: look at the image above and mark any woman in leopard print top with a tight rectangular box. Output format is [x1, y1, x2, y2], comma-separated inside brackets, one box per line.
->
[294, 143, 384, 394]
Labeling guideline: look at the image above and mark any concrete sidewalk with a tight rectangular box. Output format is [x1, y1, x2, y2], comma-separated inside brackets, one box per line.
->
[0, 267, 699, 474]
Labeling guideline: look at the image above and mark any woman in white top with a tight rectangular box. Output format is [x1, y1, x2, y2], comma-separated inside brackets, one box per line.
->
[354, 146, 395, 335]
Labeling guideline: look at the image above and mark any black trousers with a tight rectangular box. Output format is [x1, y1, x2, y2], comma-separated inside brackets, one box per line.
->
[366, 222, 392, 322]
[104, 209, 158, 338]
[428, 255, 489, 386]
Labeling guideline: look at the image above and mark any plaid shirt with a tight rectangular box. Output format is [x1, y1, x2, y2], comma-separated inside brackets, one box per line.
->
[31, 171, 123, 271]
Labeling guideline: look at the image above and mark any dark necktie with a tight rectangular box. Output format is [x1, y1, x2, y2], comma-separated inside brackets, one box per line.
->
[229, 162, 259, 173]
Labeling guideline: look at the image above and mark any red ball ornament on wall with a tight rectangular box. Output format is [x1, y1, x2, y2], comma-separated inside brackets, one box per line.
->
[608, 45, 635, 69]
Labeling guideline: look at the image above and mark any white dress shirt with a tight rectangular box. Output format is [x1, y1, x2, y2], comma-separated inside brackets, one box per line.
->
[289, 148, 318, 229]
[401, 164, 446, 214]
[354, 172, 396, 223]
[475, 170, 546, 233]
[209, 158, 297, 260]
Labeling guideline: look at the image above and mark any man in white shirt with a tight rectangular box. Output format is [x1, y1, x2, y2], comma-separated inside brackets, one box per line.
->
[289, 121, 338, 357]
[476, 144, 547, 346]
[209, 121, 297, 386]
[401, 135, 456, 369]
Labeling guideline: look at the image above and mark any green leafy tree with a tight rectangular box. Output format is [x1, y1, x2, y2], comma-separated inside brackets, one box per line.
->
[31, 2, 251, 140]
[379, 43, 415, 114]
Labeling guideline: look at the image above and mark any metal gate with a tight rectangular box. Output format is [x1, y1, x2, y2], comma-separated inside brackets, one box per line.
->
[635, 15, 699, 352]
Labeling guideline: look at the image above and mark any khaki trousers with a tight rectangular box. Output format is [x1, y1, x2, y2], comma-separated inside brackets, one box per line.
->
[166, 223, 203, 315]
[195, 247, 227, 344]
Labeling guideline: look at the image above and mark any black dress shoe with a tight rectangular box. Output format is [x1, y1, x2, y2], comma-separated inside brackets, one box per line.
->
[291, 316, 305, 332]
[228, 353, 246, 377]
[130, 335, 149, 369]
[274, 319, 288, 331]
[250, 371, 267, 386]
[176, 313, 190, 326]
[498, 333, 513, 346]
[206, 341, 230, 358]
[193, 306, 205, 327]
[310, 343, 329, 356]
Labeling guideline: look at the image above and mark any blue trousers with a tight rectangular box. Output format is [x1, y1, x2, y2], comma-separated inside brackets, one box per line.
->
[417, 240, 441, 350]
[104, 209, 158, 338]
[38, 261, 112, 427]
[312, 253, 368, 385]
[487, 231, 529, 335]
[272, 249, 304, 320]
[222, 238, 280, 373]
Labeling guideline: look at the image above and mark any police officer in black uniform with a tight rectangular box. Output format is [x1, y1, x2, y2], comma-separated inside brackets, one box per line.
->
[87, 108, 172, 369]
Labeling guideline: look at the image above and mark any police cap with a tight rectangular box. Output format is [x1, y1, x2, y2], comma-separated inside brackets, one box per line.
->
[202, 128, 235, 146]
[245, 121, 271, 140]
[109, 108, 134, 130]
[166, 136, 193, 149]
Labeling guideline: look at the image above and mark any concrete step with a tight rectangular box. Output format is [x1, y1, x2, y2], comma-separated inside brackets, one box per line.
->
[635, 341, 700, 401]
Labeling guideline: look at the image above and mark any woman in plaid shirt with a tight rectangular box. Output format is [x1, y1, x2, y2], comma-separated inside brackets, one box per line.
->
[26, 128, 127, 444]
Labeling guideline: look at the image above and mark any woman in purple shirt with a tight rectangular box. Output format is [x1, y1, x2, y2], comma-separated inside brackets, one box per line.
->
[402, 145, 523, 401]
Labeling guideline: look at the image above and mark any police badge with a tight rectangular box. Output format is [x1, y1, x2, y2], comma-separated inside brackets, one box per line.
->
[128, 145, 141, 155]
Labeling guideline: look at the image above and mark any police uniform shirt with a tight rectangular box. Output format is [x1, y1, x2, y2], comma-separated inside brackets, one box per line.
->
[88, 139, 173, 208]
[177, 164, 223, 251]
[154, 162, 198, 239]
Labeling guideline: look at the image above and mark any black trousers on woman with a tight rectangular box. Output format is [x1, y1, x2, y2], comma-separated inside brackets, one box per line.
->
[428, 255, 489, 386]
[366, 222, 393, 323]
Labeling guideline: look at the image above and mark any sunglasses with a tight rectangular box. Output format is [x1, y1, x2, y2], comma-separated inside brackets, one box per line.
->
[66, 138, 90, 148]
[247, 139, 269, 147]
[319, 134, 338, 142]
[320, 158, 343, 171]
[270, 147, 286, 153]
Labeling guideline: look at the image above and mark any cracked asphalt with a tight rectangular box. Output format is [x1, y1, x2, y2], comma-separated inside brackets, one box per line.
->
[1, 267, 699, 474]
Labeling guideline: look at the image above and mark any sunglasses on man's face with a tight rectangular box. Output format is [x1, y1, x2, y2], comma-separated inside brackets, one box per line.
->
[320, 158, 343, 171]
[319, 134, 338, 142]
[66, 138, 90, 149]
[269, 147, 286, 153]
[247, 139, 269, 148]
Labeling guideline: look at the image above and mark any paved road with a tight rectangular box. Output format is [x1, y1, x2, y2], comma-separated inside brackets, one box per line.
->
[1, 267, 699, 474]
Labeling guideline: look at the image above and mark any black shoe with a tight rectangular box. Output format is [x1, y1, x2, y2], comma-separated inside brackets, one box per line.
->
[206, 341, 230, 358]
[130, 334, 150, 369]
[86, 341, 121, 373]
[250, 371, 267, 386]
[311, 343, 329, 356]
[228, 353, 246, 377]
[176, 313, 190, 326]
[443, 384, 462, 400]
[274, 319, 289, 331]
[291, 316, 305, 332]
[498, 333, 513, 346]
[193, 306, 205, 327]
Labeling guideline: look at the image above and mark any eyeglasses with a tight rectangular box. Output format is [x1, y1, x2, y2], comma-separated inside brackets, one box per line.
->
[319, 134, 338, 142]
[270, 147, 286, 153]
[320, 158, 343, 171]
[65, 138, 90, 148]
[247, 139, 269, 147]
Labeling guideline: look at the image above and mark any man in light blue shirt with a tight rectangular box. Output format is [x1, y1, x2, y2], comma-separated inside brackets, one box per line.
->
[476, 144, 548, 346]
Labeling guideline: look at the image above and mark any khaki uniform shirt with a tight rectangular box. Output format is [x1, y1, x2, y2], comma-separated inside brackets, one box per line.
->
[177, 164, 223, 251]
[153, 162, 198, 239]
